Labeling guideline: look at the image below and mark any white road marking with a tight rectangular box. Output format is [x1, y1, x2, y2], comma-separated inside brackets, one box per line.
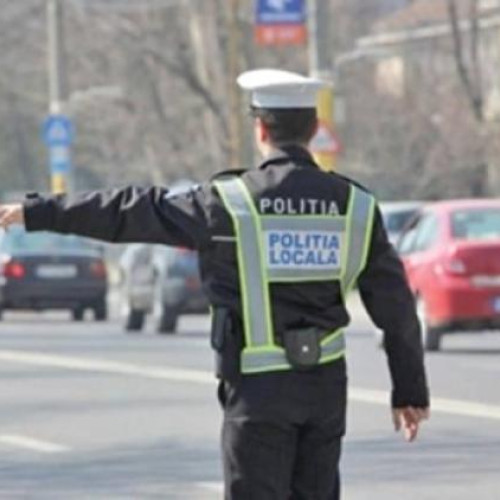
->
[0, 350, 214, 385]
[349, 387, 500, 420]
[0, 434, 69, 453]
[197, 481, 224, 492]
[2, 349, 500, 421]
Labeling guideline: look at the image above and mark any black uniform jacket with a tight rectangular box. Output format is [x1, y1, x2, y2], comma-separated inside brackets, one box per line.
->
[24, 145, 429, 408]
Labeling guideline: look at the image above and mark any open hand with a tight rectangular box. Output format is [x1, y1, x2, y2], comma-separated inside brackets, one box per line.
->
[0, 204, 24, 229]
[392, 407, 430, 442]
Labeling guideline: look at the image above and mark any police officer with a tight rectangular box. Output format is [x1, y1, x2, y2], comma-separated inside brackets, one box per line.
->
[0, 69, 429, 500]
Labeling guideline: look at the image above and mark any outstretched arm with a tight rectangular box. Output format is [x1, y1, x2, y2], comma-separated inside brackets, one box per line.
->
[0, 185, 211, 250]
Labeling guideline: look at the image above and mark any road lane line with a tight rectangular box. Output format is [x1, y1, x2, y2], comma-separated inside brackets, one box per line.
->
[0, 349, 213, 385]
[197, 482, 224, 493]
[349, 387, 500, 420]
[2, 349, 500, 421]
[0, 434, 69, 453]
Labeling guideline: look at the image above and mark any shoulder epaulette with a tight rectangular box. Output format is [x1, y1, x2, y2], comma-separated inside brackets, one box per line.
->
[210, 168, 248, 182]
[329, 171, 374, 195]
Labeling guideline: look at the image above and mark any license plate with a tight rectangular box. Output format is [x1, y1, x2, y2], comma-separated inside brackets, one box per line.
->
[493, 297, 500, 313]
[36, 265, 77, 279]
[472, 275, 500, 287]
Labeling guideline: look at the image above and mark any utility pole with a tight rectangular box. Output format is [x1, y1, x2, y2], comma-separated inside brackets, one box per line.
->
[227, 0, 243, 169]
[46, 0, 72, 194]
[307, 0, 337, 171]
[47, 0, 66, 114]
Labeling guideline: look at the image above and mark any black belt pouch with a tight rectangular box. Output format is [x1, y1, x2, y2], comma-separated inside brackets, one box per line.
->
[283, 327, 322, 371]
[211, 307, 241, 381]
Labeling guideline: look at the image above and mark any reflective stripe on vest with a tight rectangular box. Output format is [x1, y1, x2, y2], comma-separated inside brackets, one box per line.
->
[214, 177, 375, 374]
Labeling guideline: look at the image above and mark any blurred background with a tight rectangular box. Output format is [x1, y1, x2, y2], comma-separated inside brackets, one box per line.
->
[0, 0, 499, 200]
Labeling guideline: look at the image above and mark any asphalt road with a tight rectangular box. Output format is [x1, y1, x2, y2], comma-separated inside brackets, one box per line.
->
[0, 302, 499, 500]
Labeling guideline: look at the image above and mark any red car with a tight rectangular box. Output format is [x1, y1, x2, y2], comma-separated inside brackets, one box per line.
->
[397, 199, 500, 351]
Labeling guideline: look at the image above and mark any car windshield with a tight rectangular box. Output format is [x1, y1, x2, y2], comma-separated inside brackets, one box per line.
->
[1, 226, 98, 254]
[382, 209, 418, 234]
[451, 208, 500, 241]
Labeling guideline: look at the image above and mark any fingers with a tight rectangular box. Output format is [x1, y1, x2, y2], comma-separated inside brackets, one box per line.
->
[0, 204, 24, 229]
[403, 412, 419, 442]
[392, 410, 401, 432]
[392, 407, 430, 443]
[419, 407, 431, 420]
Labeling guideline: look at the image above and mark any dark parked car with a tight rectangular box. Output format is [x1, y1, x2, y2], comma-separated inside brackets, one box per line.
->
[0, 226, 108, 320]
[119, 244, 208, 333]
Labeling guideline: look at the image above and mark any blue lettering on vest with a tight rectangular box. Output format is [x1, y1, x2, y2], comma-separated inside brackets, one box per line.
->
[281, 250, 292, 264]
[311, 234, 322, 249]
[328, 251, 338, 265]
[304, 250, 316, 265]
[270, 250, 279, 265]
[266, 230, 342, 270]
[281, 233, 293, 248]
[293, 234, 304, 250]
[269, 233, 280, 248]
[293, 250, 304, 265]
[328, 235, 339, 249]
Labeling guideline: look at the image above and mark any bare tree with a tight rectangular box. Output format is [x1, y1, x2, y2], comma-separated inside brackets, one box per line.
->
[447, 0, 500, 195]
[447, 0, 484, 122]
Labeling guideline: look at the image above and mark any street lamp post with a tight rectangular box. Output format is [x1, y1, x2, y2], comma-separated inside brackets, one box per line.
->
[47, 0, 66, 114]
[227, 0, 243, 170]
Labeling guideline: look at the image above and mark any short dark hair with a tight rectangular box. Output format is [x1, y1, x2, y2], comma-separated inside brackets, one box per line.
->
[250, 106, 318, 145]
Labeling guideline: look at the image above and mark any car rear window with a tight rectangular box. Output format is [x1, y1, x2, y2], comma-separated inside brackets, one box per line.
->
[1, 227, 98, 254]
[382, 209, 418, 233]
[451, 208, 500, 241]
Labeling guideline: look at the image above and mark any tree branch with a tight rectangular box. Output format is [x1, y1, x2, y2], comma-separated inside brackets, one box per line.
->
[447, 0, 483, 122]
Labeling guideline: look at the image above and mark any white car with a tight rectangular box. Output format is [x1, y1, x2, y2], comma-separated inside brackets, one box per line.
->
[118, 244, 156, 331]
[118, 244, 208, 334]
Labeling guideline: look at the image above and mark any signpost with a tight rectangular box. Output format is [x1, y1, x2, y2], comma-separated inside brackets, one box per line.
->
[255, 0, 307, 46]
[43, 114, 74, 194]
[309, 120, 341, 156]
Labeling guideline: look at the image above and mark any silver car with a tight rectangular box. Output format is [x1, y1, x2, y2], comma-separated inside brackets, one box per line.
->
[118, 244, 155, 330]
[119, 244, 208, 333]
[379, 201, 423, 247]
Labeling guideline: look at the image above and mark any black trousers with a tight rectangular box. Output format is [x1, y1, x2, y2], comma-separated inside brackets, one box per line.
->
[219, 360, 347, 500]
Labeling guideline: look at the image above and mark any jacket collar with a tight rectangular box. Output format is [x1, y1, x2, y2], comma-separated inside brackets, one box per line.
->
[258, 145, 319, 170]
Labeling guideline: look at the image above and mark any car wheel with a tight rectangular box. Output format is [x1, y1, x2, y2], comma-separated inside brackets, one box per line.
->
[72, 308, 85, 322]
[126, 309, 145, 332]
[156, 306, 179, 334]
[0, 308, 4, 321]
[94, 301, 108, 322]
[416, 296, 441, 352]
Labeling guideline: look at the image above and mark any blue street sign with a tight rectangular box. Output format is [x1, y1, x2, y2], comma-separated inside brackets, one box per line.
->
[43, 114, 74, 147]
[256, 0, 306, 25]
[49, 145, 71, 174]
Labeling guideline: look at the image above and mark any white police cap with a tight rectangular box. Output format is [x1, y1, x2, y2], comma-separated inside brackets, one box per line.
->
[237, 69, 326, 109]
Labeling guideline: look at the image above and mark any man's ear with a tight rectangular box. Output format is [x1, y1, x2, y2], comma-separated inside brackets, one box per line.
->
[312, 119, 319, 138]
[255, 117, 269, 143]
